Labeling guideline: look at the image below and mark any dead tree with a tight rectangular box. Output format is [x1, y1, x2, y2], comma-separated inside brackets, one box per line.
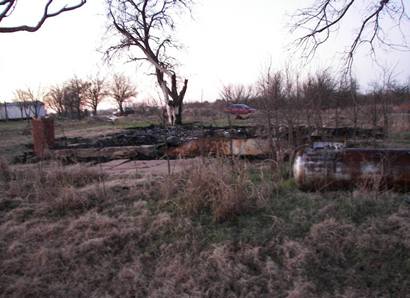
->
[292, 0, 410, 74]
[0, 0, 86, 33]
[14, 88, 45, 118]
[13, 90, 29, 118]
[64, 78, 89, 120]
[369, 68, 397, 134]
[282, 67, 303, 146]
[45, 85, 66, 116]
[256, 68, 284, 163]
[220, 84, 253, 104]
[300, 71, 335, 129]
[337, 77, 360, 129]
[106, 0, 190, 126]
[110, 74, 137, 114]
[84, 75, 108, 116]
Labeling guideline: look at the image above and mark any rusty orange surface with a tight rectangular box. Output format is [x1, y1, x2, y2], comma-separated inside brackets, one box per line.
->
[293, 148, 410, 191]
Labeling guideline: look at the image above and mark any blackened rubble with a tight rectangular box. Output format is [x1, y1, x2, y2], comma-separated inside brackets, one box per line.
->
[16, 124, 386, 163]
[54, 125, 384, 150]
[54, 125, 262, 149]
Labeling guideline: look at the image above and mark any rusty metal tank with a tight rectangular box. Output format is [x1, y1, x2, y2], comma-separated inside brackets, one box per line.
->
[293, 143, 410, 191]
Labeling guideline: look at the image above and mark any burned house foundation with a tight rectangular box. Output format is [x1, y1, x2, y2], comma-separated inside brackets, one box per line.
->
[50, 125, 273, 162]
[25, 122, 410, 191]
[45, 125, 385, 162]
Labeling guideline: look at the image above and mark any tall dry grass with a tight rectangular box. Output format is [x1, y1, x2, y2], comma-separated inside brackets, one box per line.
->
[0, 160, 106, 218]
[158, 159, 272, 222]
[0, 158, 409, 297]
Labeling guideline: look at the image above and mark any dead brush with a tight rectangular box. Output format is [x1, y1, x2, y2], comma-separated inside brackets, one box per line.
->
[4, 161, 106, 218]
[46, 186, 89, 215]
[174, 159, 256, 222]
[355, 171, 388, 197]
[0, 157, 12, 183]
[6, 162, 104, 199]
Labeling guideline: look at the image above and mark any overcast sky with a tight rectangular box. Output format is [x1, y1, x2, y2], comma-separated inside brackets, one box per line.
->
[0, 0, 409, 105]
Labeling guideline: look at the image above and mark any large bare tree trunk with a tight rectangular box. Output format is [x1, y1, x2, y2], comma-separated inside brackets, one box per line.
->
[157, 70, 187, 126]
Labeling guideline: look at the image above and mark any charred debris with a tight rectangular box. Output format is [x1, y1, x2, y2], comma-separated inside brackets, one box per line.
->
[43, 124, 384, 162]
[23, 120, 410, 191]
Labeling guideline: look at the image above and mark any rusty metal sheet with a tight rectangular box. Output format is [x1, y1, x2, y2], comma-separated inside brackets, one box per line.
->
[166, 138, 272, 158]
[293, 147, 410, 191]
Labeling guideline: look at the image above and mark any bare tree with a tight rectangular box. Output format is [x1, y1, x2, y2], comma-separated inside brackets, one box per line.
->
[300, 70, 335, 128]
[13, 89, 29, 118]
[282, 67, 304, 146]
[369, 67, 397, 134]
[256, 68, 284, 161]
[0, 0, 86, 33]
[220, 84, 253, 103]
[84, 75, 108, 116]
[106, 0, 191, 125]
[45, 85, 65, 116]
[64, 78, 89, 120]
[292, 0, 410, 73]
[110, 74, 137, 114]
[337, 76, 360, 129]
[14, 88, 45, 118]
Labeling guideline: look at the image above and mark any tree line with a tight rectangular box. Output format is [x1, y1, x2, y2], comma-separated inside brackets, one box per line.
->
[221, 67, 410, 136]
[13, 74, 137, 119]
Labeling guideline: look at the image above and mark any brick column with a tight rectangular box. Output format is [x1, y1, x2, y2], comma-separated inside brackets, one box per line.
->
[31, 118, 55, 158]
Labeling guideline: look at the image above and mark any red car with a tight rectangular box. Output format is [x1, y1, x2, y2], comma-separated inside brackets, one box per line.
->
[224, 104, 256, 119]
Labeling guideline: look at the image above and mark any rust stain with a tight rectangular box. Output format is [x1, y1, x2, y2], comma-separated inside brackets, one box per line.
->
[166, 138, 271, 158]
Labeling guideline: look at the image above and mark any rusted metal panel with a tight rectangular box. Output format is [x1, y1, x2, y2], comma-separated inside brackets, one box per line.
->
[166, 138, 272, 158]
[293, 146, 410, 190]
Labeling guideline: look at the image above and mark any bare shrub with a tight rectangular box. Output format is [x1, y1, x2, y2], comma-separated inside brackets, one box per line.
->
[47, 186, 89, 215]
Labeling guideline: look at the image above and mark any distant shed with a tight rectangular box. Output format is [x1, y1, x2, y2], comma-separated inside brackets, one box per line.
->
[0, 101, 46, 120]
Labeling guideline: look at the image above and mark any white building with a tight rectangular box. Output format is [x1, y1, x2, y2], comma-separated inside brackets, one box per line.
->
[0, 101, 47, 120]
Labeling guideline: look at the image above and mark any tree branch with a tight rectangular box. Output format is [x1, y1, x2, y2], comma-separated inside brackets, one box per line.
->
[0, 0, 87, 33]
[292, 0, 410, 74]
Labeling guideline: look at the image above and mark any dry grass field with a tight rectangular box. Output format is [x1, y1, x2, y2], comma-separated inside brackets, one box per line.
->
[0, 117, 410, 297]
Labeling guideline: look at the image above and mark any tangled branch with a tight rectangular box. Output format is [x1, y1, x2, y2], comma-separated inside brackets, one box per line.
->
[0, 0, 87, 33]
[292, 0, 410, 74]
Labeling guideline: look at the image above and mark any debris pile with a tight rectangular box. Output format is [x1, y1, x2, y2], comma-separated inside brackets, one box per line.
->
[21, 124, 386, 163]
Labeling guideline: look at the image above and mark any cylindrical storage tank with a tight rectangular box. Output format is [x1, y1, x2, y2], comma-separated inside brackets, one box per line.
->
[293, 148, 410, 191]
